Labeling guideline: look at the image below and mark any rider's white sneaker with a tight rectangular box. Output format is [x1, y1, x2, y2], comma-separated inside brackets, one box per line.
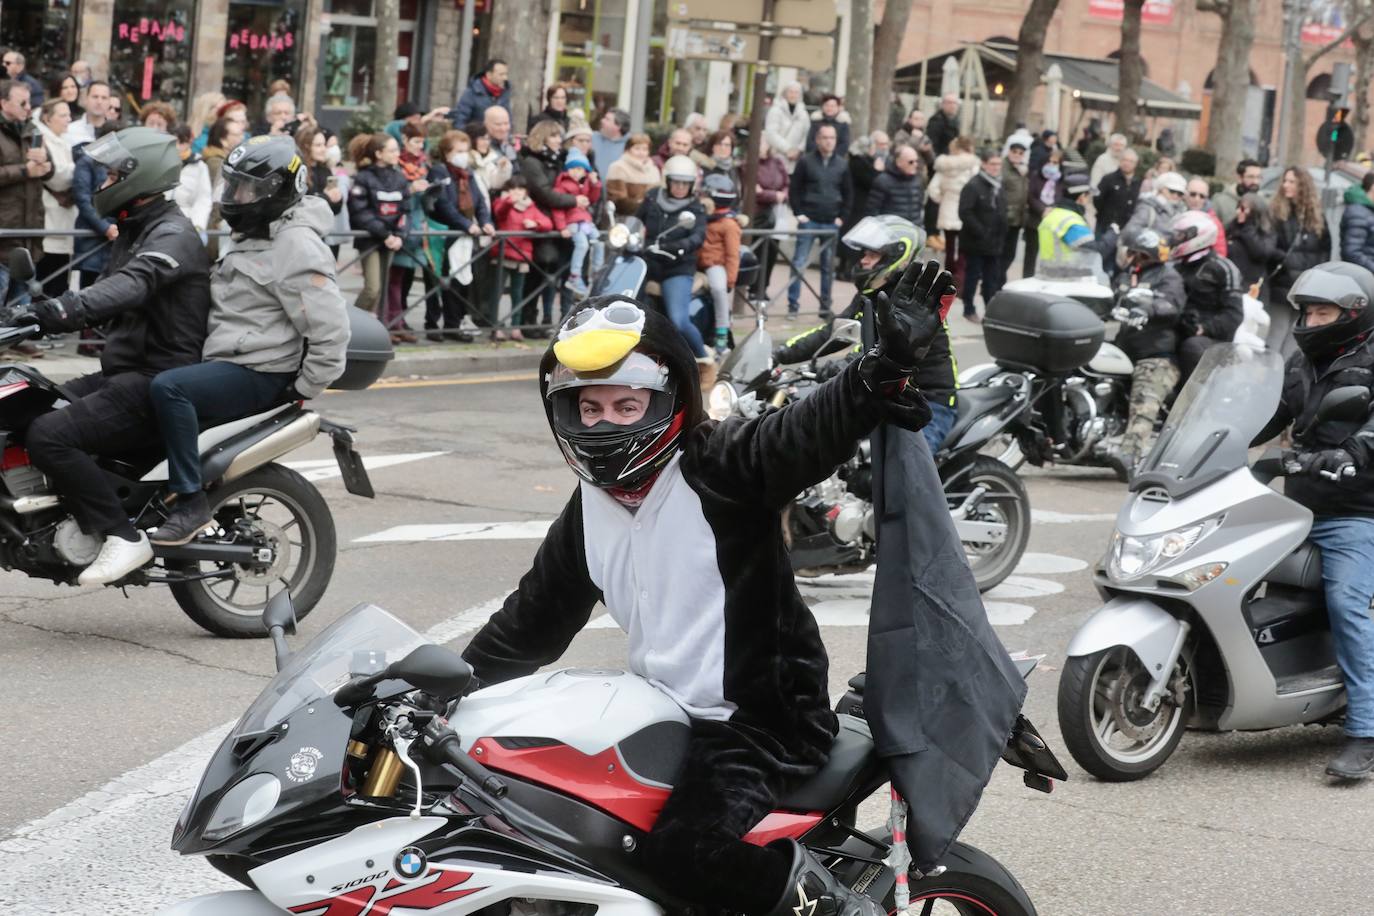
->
[78, 532, 153, 586]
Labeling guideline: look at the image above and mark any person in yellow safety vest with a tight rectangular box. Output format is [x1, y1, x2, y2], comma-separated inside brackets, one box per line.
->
[1037, 171, 1096, 265]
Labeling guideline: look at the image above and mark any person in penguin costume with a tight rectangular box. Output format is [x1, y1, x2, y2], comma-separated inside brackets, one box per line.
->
[461, 260, 957, 916]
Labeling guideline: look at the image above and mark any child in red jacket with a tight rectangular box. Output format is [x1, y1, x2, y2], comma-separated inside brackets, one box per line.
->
[697, 175, 742, 352]
[491, 175, 553, 340]
[551, 148, 602, 297]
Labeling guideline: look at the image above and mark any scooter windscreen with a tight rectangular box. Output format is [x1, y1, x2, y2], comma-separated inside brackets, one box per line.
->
[1133, 342, 1284, 497]
[172, 604, 427, 855]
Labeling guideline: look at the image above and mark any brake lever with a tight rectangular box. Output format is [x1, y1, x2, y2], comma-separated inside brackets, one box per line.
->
[390, 732, 426, 819]
[1319, 465, 1357, 481]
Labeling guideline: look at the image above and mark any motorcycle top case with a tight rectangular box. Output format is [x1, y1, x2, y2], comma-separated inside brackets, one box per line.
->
[330, 306, 395, 390]
[982, 290, 1104, 375]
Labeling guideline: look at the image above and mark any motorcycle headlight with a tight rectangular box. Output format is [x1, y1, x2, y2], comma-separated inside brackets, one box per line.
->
[608, 223, 631, 250]
[1106, 518, 1221, 582]
[707, 380, 738, 421]
[202, 773, 280, 842]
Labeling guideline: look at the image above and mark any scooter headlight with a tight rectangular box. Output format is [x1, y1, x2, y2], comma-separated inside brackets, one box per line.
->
[707, 380, 738, 421]
[202, 773, 281, 842]
[1106, 518, 1221, 582]
[608, 222, 631, 250]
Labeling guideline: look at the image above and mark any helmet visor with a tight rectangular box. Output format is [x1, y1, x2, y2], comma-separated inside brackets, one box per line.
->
[547, 349, 673, 397]
[84, 133, 139, 180]
[220, 168, 286, 206]
[1288, 269, 1372, 312]
[842, 216, 898, 253]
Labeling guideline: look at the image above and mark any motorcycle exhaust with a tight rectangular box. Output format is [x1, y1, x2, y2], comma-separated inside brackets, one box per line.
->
[222, 413, 321, 485]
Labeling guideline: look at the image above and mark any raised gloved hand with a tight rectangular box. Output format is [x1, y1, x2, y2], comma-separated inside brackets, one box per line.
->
[1297, 448, 1359, 481]
[872, 259, 956, 370]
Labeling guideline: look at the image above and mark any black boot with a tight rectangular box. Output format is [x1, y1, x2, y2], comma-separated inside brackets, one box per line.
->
[150, 492, 212, 546]
[765, 840, 882, 916]
[1326, 736, 1374, 779]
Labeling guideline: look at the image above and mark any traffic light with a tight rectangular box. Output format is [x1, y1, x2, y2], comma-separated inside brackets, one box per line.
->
[1318, 64, 1355, 162]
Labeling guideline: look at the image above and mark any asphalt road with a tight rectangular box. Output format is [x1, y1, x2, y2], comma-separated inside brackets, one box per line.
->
[0, 327, 1370, 915]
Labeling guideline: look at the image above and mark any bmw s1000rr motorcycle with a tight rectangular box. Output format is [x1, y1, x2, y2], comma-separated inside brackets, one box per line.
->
[162, 597, 1067, 915]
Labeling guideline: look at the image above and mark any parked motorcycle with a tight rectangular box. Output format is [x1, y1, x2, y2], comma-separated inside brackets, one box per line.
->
[1057, 343, 1365, 780]
[161, 593, 1065, 915]
[708, 317, 1032, 592]
[0, 253, 390, 638]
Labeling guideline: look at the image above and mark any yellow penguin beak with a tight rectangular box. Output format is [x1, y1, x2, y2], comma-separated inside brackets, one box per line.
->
[553, 328, 643, 372]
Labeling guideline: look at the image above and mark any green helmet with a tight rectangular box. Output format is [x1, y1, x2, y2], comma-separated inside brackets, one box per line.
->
[86, 126, 182, 218]
[842, 215, 923, 293]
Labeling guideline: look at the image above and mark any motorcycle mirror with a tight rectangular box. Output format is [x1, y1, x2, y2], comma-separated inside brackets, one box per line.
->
[676, 211, 696, 229]
[262, 590, 297, 672]
[1314, 386, 1370, 424]
[7, 248, 34, 284]
[386, 644, 474, 700]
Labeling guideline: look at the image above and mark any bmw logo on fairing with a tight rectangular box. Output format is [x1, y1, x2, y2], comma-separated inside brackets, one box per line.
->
[395, 847, 427, 879]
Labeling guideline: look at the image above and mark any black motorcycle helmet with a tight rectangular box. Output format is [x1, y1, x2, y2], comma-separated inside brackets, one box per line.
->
[1290, 261, 1374, 363]
[1120, 226, 1167, 268]
[541, 296, 702, 493]
[219, 136, 308, 238]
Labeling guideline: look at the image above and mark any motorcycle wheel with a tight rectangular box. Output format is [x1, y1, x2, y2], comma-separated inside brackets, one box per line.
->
[169, 463, 336, 638]
[955, 457, 1030, 593]
[868, 839, 1036, 916]
[1057, 646, 1191, 781]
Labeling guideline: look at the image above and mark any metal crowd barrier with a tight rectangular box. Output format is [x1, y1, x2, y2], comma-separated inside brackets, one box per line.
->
[0, 225, 844, 337]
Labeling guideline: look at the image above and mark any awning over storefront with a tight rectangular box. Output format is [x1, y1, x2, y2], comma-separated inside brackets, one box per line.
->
[894, 41, 1202, 120]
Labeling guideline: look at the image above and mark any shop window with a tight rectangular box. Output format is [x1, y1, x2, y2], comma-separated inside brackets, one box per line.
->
[0, 0, 75, 88]
[321, 0, 415, 110]
[556, 0, 629, 116]
[109, 0, 196, 112]
[223, 0, 306, 121]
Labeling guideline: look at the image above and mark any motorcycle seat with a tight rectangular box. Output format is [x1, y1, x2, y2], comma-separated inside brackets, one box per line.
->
[776, 714, 879, 811]
[941, 386, 1016, 451]
[1267, 542, 1324, 592]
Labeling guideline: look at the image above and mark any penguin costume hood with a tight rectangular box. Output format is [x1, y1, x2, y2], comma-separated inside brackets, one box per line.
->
[540, 296, 704, 498]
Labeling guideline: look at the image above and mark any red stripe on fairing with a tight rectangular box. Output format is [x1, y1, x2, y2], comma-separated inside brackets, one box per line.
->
[621, 409, 685, 479]
[0, 381, 29, 400]
[741, 811, 825, 846]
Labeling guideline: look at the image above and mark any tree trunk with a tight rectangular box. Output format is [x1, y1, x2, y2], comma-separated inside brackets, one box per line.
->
[845, 0, 874, 137]
[869, 0, 915, 136]
[1354, 32, 1374, 154]
[1003, 0, 1060, 138]
[1284, 3, 1374, 165]
[1114, 0, 1145, 140]
[671, 61, 697, 126]
[372, 0, 400, 117]
[1205, 0, 1258, 178]
[488, 0, 551, 130]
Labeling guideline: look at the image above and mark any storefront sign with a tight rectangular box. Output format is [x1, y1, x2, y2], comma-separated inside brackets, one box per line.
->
[1087, 0, 1176, 26]
[1301, 0, 1348, 44]
[228, 29, 295, 52]
[116, 18, 187, 45]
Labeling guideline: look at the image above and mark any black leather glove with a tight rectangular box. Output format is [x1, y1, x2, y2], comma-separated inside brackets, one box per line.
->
[872, 259, 956, 370]
[1297, 448, 1358, 481]
[31, 293, 85, 334]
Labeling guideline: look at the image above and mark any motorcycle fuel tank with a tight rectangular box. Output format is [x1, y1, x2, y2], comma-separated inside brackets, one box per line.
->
[1088, 342, 1133, 376]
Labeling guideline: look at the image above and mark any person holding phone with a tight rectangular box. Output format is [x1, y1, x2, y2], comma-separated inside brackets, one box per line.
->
[0, 81, 51, 312]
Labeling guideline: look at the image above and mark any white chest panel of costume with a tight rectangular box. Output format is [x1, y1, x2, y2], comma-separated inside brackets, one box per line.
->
[579, 457, 734, 721]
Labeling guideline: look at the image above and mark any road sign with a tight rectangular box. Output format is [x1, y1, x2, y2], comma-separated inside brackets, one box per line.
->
[665, 0, 836, 33]
[665, 24, 832, 67]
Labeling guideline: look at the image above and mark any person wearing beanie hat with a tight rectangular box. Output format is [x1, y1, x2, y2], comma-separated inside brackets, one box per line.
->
[551, 145, 602, 297]
[463, 270, 956, 916]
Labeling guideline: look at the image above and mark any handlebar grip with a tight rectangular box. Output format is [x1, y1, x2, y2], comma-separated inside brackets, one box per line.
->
[426, 723, 508, 798]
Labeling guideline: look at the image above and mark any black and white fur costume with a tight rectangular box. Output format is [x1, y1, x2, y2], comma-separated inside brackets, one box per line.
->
[462, 307, 921, 910]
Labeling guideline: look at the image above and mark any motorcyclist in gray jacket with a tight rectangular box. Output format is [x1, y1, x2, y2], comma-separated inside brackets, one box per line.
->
[149, 137, 350, 545]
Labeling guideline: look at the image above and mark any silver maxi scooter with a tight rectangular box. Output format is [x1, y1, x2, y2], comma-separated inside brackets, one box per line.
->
[1056, 342, 1370, 780]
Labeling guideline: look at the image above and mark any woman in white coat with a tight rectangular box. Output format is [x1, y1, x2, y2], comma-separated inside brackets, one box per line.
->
[763, 81, 809, 173]
[34, 99, 76, 296]
[929, 135, 978, 297]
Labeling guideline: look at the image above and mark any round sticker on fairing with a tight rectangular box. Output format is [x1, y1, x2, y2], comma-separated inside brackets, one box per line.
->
[227, 145, 246, 165]
[285, 746, 324, 783]
[295, 166, 308, 194]
[394, 846, 428, 879]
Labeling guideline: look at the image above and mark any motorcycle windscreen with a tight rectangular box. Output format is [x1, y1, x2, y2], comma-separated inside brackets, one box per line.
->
[594, 258, 648, 299]
[718, 324, 774, 384]
[1133, 342, 1284, 497]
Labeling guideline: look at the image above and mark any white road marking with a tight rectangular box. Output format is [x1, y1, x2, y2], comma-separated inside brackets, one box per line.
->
[984, 575, 1066, 600]
[355, 520, 554, 543]
[1015, 552, 1090, 574]
[0, 597, 506, 913]
[284, 450, 448, 482]
[1032, 508, 1118, 524]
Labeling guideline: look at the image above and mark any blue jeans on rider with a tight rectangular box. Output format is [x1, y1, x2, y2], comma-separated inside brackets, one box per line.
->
[1307, 517, 1374, 737]
[661, 273, 706, 358]
[0, 262, 31, 308]
[923, 400, 957, 454]
[149, 361, 296, 495]
[788, 227, 835, 316]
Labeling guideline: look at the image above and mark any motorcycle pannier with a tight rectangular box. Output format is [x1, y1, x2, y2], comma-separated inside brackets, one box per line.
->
[983, 291, 1104, 374]
[330, 307, 395, 390]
